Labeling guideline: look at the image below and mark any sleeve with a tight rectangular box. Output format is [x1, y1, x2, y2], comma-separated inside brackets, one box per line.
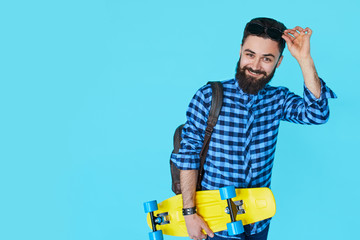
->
[281, 78, 337, 124]
[170, 86, 211, 170]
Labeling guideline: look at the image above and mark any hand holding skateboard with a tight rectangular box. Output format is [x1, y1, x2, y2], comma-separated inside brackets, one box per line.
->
[144, 186, 276, 240]
[184, 213, 214, 239]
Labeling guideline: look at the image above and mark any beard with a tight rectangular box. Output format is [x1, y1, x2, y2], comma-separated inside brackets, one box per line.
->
[235, 59, 277, 95]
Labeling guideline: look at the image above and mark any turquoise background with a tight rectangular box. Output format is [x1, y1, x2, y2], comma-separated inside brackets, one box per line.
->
[0, 0, 359, 239]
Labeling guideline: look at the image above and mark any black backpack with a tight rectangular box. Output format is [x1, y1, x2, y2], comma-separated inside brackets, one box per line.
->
[170, 82, 223, 195]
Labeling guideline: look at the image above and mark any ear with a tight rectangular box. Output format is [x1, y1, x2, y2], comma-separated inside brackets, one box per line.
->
[276, 55, 284, 68]
[239, 45, 243, 56]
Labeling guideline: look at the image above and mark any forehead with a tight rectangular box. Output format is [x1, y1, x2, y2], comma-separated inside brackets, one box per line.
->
[242, 35, 281, 57]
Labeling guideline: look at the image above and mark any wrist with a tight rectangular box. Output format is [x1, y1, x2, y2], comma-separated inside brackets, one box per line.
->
[182, 206, 197, 216]
[297, 56, 314, 67]
[183, 212, 198, 221]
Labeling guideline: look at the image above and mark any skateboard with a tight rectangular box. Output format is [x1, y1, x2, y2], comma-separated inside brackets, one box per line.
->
[143, 186, 276, 240]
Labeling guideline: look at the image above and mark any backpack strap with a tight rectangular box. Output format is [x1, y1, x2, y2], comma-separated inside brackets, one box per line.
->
[197, 81, 223, 190]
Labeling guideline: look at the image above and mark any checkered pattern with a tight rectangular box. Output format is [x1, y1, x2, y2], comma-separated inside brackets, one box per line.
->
[171, 78, 336, 238]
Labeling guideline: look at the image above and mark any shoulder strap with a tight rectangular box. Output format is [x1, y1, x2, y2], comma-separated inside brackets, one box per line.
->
[197, 81, 223, 189]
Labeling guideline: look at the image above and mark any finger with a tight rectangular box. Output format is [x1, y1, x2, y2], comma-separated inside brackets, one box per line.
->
[197, 233, 207, 239]
[192, 232, 207, 239]
[282, 34, 294, 48]
[191, 235, 206, 240]
[294, 26, 304, 33]
[286, 27, 300, 33]
[304, 27, 313, 37]
[202, 223, 214, 238]
[284, 29, 298, 38]
[289, 29, 301, 38]
[190, 233, 203, 240]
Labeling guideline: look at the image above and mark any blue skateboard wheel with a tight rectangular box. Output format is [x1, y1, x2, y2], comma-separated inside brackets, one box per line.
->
[143, 200, 158, 213]
[227, 221, 244, 236]
[219, 186, 236, 200]
[149, 230, 163, 240]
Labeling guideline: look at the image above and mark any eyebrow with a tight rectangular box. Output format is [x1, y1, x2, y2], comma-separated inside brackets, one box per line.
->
[244, 49, 276, 59]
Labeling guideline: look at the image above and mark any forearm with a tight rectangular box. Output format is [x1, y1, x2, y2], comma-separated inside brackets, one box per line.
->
[180, 170, 198, 208]
[298, 57, 321, 99]
[282, 26, 321, 99]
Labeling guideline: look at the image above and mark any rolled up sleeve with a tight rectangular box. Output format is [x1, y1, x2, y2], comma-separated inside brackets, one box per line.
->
[170, 85, 211, 170]
[281, 78, 337, 124]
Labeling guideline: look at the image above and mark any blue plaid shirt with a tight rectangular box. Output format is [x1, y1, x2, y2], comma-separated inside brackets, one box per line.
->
[171, 78, 336, 238]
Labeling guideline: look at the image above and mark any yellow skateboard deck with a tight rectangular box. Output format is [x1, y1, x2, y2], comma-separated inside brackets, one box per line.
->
[146, 187, 276, 237]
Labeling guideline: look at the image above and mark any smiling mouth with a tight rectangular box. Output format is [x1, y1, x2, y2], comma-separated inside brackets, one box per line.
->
[247, 69, 263, 77]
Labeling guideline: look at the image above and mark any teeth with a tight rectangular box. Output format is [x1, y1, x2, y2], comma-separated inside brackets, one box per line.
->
[249, 70, 259, 75]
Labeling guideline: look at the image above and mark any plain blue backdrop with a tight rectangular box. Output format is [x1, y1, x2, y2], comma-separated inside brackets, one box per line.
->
[0, 0, 359, 239]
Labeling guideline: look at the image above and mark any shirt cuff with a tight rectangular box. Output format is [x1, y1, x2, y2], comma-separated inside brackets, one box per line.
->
[303, 78, 337, 107]
[170, 153, 200, 170]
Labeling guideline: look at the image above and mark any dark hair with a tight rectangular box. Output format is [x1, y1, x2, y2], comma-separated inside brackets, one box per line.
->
[242, 17, 287, 56]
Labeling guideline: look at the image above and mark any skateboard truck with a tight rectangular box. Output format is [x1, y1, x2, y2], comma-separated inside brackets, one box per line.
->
[155, 212, 170, 225]
[143, 200, 170, 240]
[225, 200, 246, 215]
[219, 186, 245, 236]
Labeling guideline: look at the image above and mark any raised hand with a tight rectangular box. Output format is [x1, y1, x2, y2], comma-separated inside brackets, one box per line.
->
[282, 26, 313, 62]
[282, 26, 321, 98]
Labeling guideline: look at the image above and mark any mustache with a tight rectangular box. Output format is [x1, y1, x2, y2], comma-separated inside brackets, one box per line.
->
[243, 66, 267, 76]
[235, 59, 277, 95]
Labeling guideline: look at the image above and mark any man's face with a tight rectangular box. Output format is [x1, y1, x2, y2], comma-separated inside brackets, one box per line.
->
[236, 35, 283, 94]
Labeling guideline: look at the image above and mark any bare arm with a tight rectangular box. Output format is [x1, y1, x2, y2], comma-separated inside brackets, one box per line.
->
[180, 170, 197, 208]
[298, 57, 321, 98]
[283, 26, 321, 98]
[180, 170, 214, 239]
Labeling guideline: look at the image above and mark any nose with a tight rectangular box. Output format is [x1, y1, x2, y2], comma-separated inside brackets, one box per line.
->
[251, 58, 261, 70]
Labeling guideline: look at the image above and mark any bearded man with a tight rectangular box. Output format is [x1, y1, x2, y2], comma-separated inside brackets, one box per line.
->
[170, 17, 336, 240]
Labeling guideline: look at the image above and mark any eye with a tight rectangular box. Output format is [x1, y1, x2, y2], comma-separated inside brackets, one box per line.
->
[263, 57, 272, 63]
[246, 53, 255, 58]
